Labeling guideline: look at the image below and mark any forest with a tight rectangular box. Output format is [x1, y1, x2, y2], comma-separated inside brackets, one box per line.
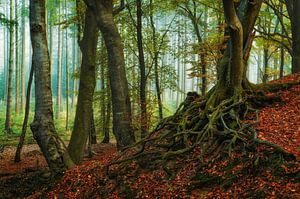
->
[0, 0, 299, 198]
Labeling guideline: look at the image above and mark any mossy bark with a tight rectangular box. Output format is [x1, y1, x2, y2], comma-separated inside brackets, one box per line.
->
[84, 0, 135, 149]
[29, 0, 73, 173]
[68, 7, 98, 164]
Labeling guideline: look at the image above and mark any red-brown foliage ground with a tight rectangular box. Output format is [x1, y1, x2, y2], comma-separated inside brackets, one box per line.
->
[1, 74, 299, 199]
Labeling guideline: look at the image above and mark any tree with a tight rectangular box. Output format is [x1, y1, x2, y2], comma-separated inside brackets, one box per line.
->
[67, 6, 99, 164]
[84, 0, 135, 149]
[285, 0, 300, 73]
[29, 0, 73, 173]
[15, 0, 20, 115]
[56, 0, 62, 119]
[20, 0, 27, 113]
[136, 0, 148, 138]
[5, 0, 15, 134]
[64, 0, 69, 130]
[14, 64, 34, 162]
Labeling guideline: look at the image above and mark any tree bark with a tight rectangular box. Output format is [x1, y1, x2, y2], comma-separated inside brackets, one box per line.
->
[84, 0, 135, 149]
[56, 2, 62, 119]
[15, 0, 19, 115]
[65, 0, 69, 130]
[21, 0, 26, 113]
[102, 86, 111, 143]
[136, 0, 148, 138]
[149, 0, 163, 120]
[90, 108, 97, 144]
[15, 64, 34, 162]
[210, 0, 262, 106]
[263, 47, 269, 83]
[223, 0, 244, 93]
[280, 46, 284, 78]
[67, 7, 98, 164]
[29, 0, 73, 173]
[5, 0, 14, 134]
[291, 1, 300, 73]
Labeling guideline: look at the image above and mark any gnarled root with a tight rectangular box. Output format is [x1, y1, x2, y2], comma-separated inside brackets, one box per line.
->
[106, 90, 295, 178]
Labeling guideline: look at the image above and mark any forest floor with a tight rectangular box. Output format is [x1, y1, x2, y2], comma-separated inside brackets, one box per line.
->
[0, 74, 299, 199]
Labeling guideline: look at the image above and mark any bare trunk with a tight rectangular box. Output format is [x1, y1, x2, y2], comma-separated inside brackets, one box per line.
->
[90, 108, 97, 144]
[280, 46, 284, 78]
[85, 0, 135, 149]
[5, 0, 14, 134]
[56, 3, 62, 119]
[223, 0, 244, 93]
[21, 0, 26, 113]
[291, 1, 300, 73]
[263, 47, 269, 83]
[67, 7, 98, 164]
[210, 0, 262, 106]
[136, 0, 148, 138]
[29, 0, 73, 173]
[149, 0, 163, 120]
[15, 0, 19, 115]
[102, 84, 111, 144]
[65, 1, 69, 130]
[15, 65, 34, 162]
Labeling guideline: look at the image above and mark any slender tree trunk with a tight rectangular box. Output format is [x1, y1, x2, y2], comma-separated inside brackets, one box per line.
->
[90, 108, 97, 144]
[85, 0, 135, 149]
[263, 47, 269, 83]
[15, 65, 34, 162]
[100, 49, 109, 143]
[149, 0, 163, 120]
[176, 21, 181, 107]
[67, 7, 98, 164]
[29, 0, 73, 173]
[280, 46, 284, 78]
[65, 0, 69, 130]
[15, 0, 20, 115]
[71, 33, 76, 109]
[56, 2, 62, 119]
[21, 0, 26, 113]
[102, 81, 111, 144]
[5, 0, 15, 134]
[136, 0, 148, 138]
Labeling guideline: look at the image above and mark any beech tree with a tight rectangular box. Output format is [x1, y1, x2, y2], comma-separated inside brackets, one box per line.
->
[29, 0, 73, 173]
[4, 0, 15, 134]
[136, 0, 148, 138]
[68, 5, 99, 164]
[83, 0, 135, 149]
[285, 0, 300, 73]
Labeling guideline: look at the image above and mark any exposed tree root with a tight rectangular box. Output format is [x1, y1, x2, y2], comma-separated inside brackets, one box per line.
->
[106, 84, 298, 180]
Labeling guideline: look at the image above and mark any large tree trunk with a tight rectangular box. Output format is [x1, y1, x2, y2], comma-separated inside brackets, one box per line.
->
[209, 0, 262, 107]
[84, 0, 135, 149]
[67, 7, 98, 164]
[291, 1, 300, 73]
[29, 0, 73, 173]
[136, 0, 148, 139]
